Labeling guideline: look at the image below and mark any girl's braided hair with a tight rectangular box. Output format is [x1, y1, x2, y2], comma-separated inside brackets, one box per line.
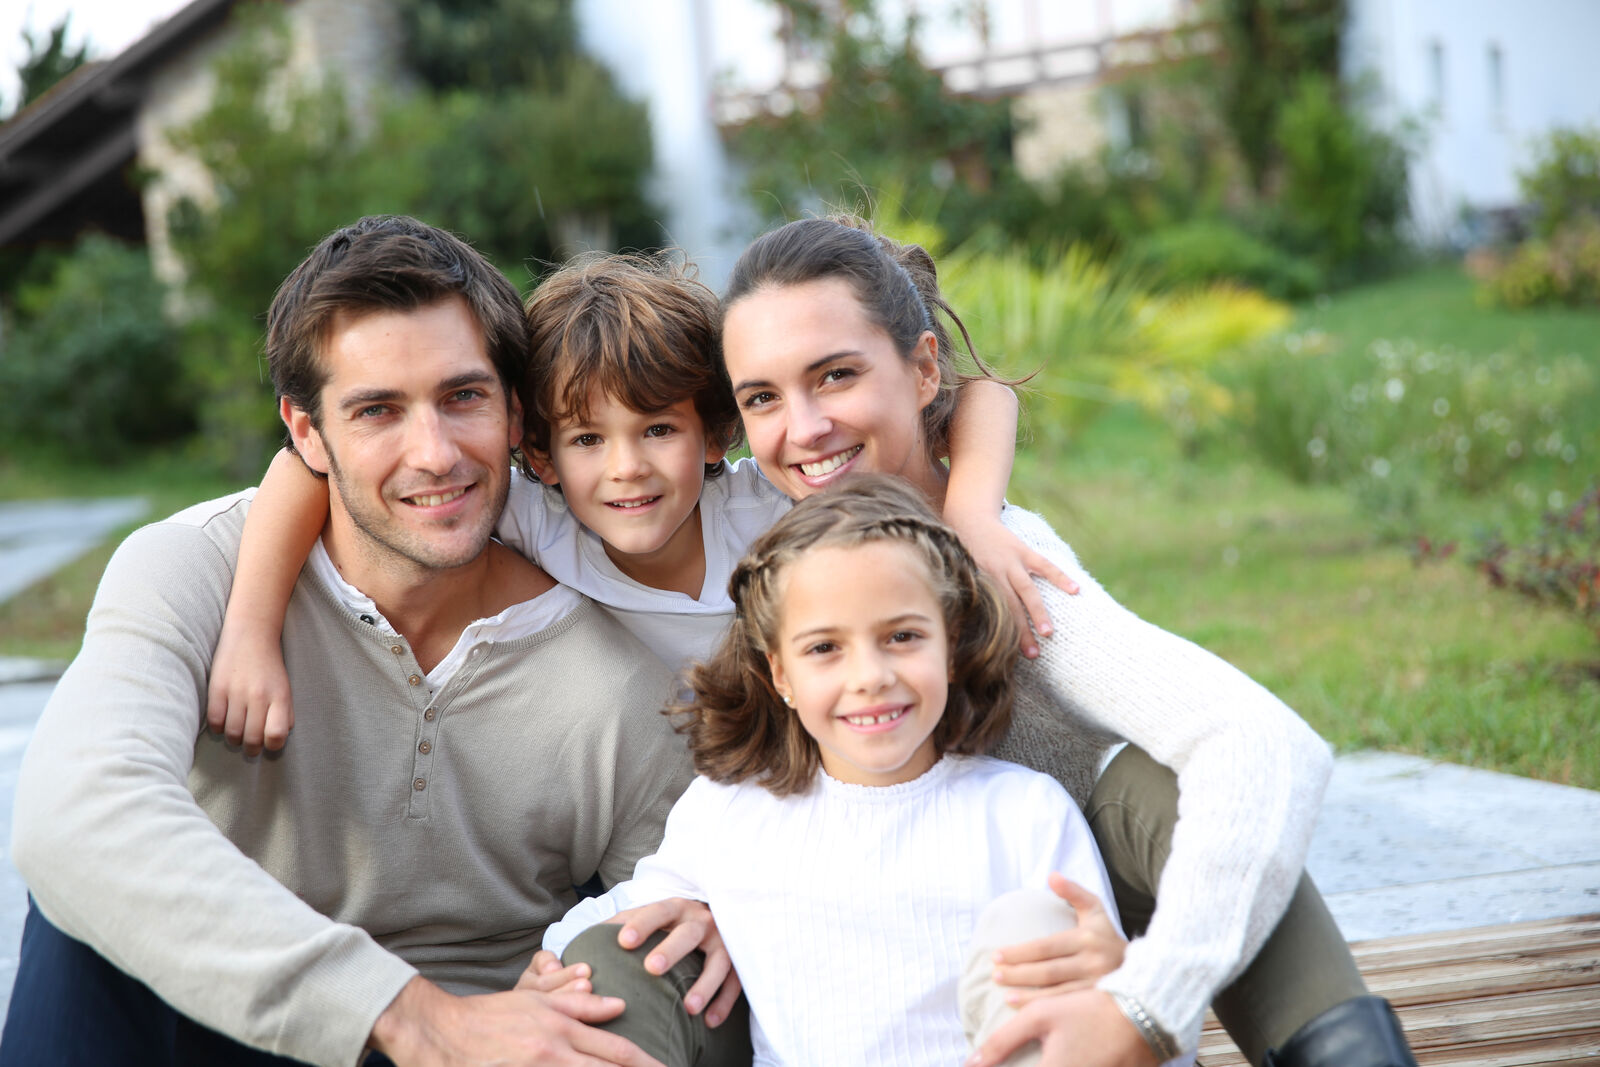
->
[676, 474, 1019, 795]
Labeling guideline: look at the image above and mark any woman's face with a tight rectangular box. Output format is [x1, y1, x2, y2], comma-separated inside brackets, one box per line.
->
[722, 277, 942, 502]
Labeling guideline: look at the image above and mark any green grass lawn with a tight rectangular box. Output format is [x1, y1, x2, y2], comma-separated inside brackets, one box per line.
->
[3, 266, 1596, 787]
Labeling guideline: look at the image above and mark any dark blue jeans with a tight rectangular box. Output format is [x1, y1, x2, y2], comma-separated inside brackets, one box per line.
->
[0, 898, 394, 1066]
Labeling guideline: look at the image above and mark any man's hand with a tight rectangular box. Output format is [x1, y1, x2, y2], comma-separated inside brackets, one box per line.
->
[610, 897, 743, 1027]
[966, 988, 1161, 1067]
[368, 975, 666, 1066]
[992, 875, 1125, 1005]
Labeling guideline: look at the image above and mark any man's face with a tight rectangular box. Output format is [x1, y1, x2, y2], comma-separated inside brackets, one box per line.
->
[284, 296, 520, 582]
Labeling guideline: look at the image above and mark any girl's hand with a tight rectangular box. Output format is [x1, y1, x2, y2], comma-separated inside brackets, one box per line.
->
[611, 897, 744, 1028]
[205, 622, 295, 757]
[965, 988, 1159, 1067]
[515, 950, 594, 996]
[991, 875, 1124, 1003]
[945, 511, 1078, 659]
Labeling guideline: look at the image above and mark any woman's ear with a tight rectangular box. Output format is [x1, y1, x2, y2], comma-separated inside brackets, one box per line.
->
[911, 330, 941, 408]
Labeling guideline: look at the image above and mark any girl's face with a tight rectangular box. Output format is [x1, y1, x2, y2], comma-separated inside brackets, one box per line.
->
[766, 540, 948, 788]
[722, 278, 943, 503]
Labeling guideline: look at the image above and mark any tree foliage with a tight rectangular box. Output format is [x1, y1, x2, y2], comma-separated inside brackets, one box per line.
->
[7, 15, 92, 116]
[726, 0, 1022, 245]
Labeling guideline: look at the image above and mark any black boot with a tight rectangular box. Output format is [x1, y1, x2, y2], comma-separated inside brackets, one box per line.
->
[1262, 995, 1418, 1067]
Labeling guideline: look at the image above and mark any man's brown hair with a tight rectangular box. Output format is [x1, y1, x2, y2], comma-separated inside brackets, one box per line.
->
[677, 474, 1020, 795]
[522, 252, 738, 476]
[266, 215, 526, 437]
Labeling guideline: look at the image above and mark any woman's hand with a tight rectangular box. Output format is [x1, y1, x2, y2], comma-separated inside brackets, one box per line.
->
[946, 512, 1078, 658]
[206, 620, 295, 756]
[966, 988, 1160, 1067]
[992, 875, 1124, 1003]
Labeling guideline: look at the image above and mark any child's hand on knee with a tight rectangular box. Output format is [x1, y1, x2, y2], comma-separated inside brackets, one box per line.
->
[992, 875, 1125, 1004]
[515, 949, 593, 996]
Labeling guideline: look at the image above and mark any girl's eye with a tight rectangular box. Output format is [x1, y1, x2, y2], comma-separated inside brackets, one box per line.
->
[803, 640, 837, 656]
[888, 630, 923, 645]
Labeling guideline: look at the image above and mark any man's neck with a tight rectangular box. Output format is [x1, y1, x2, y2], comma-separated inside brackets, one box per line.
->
[322, 532, 556, 673]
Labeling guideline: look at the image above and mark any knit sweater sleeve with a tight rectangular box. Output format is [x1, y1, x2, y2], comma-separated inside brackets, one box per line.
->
[11, 509, 416, 1067]
[1001, 507, 1332, 1053]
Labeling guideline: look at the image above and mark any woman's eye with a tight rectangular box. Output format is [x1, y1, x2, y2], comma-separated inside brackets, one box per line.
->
[740, 391, 776, 410]
[821, 367, 855, 385]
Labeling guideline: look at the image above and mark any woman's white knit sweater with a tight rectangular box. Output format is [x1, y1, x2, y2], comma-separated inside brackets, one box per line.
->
[987, 505, 1333, 1051]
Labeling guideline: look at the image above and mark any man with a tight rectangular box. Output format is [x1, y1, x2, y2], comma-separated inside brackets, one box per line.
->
[2, 216, 712, 1066]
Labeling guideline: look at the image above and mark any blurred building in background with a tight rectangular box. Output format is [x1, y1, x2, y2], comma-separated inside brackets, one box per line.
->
[4, 0, 1599, 277]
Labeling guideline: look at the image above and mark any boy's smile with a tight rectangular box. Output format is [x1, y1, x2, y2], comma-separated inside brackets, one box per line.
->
[531, 389, 724, 597]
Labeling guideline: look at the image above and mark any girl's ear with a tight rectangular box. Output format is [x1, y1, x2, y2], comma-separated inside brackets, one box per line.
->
[911, 330, 941, 409]
[526, 446, 561, 487]
[766, 651, 791, 706]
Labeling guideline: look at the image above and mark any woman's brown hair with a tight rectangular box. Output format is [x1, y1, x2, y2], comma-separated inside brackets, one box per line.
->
[677, 474, 1019, 795]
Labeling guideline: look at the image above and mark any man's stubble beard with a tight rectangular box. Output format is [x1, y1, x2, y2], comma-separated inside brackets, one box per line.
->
[323, 445, 510, 578]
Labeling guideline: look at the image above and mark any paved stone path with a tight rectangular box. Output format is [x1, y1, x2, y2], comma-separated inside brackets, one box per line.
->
[0, 497, 148, 604]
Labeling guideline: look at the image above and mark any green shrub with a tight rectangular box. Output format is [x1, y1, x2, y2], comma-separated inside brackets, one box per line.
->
[0, 235, 193, 460]
[1274, 75, 1410, 276]
[1225, 332, 1595, 506]
[1127, 219, 1325, 299]
[1479, 217, 1600, 309]
[1518, 125, 1600, 238]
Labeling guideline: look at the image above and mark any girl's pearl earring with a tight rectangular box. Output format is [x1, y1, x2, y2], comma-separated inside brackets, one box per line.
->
[781, 693, 794, 708]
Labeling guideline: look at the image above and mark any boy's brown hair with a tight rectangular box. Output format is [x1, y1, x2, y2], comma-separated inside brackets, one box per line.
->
[521, 252, 738, 475]
[677, 474, 1020, 795]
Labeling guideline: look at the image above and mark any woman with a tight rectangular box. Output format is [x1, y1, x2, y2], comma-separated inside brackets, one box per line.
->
[713, 216, 1414, 1067]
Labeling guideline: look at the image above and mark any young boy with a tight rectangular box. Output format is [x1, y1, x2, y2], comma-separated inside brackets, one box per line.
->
[207, 251, 1052, 753]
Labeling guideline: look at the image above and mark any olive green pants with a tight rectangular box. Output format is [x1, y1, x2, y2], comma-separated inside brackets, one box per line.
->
[565, 744, 1365, 1067]
[1089, 745, 1367, 1064]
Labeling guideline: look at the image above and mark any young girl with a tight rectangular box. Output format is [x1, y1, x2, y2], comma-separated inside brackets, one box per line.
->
[543, 475, 1155, 1067]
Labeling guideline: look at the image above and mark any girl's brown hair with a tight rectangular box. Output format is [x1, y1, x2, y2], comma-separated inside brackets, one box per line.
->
[522, 251, 739, 475]
[678, 474, 1019, 795]
[719, 214, 1017, 458]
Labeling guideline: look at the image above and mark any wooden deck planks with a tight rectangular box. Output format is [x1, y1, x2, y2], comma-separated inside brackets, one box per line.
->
[1196, 914, 1600, 1067]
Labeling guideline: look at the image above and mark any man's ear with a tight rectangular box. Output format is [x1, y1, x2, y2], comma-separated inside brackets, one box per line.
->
[281, 397, 330, 475]
[506, 392, 525, 453]
[911, 330, 941, 409]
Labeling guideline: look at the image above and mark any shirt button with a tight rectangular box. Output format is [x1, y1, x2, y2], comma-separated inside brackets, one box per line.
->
[391, 644, 404, 655]
[408, 674, 421, 686]
[424, 706, 437, 721]
[413, 777, 426, 791]
[418, 740, 432, 755]
[359, 614, 375, 625]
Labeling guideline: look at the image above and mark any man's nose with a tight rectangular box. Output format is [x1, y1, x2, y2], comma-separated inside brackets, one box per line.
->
[405, 408, 462, 476]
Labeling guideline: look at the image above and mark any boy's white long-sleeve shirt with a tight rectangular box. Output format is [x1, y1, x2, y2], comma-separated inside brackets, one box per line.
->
[546, 755, 1119, 1067]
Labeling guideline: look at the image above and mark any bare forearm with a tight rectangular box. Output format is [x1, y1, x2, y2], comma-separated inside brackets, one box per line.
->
[943, 378, 1018, 520]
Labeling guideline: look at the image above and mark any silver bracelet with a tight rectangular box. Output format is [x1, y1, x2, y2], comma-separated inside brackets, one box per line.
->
[1110, 992, 1182, 1062]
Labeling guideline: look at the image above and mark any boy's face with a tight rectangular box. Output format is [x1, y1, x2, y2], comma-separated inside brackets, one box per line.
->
[529, 387, 725, 589]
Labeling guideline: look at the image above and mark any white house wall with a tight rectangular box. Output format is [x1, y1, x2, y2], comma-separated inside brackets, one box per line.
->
[1346, 0, 1600, 244]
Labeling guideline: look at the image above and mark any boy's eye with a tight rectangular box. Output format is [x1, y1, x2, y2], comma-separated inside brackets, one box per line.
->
[570, 433, 601, 448]
[644, 423, 676, 438]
